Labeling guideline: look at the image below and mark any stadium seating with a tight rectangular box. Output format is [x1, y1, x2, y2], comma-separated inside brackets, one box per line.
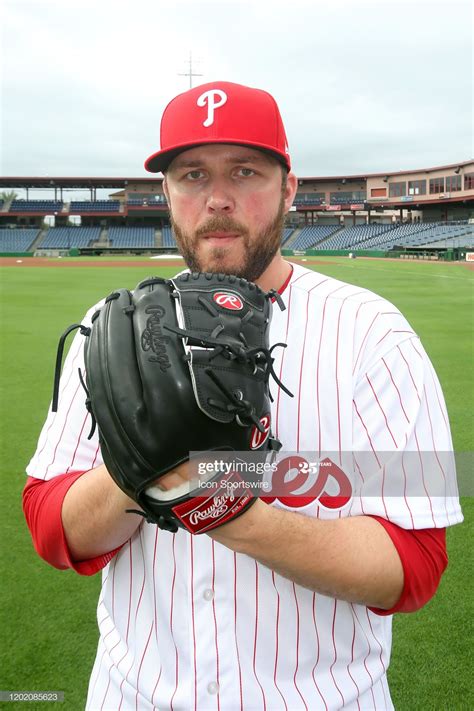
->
[313, 223, 393, 250]
[127, 196, 167, 206]
[161, 225, 177, 247]
[420, 234, 474, 248]
[69, 201, 120, 212]
[0, 228, 40, 252]
[10, 200, 63, 212]
[38, 227, 101, 248]
[361, 222, 473, 250]
[290, 225, 340, 250]
[329, 193, 367, 205]
[282, 227, 295, 244]
[293, 194, 325, 206]
[358, 223, 432, 249]
[413, 223, 473, 245]
[292, 221, 473, 251]
[108, 227, 155, 248]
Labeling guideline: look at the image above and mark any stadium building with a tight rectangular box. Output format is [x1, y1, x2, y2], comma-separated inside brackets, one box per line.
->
[1, 159, 473, 260]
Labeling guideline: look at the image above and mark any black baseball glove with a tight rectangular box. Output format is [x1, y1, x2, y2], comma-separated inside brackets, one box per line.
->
[52, 272, 291, 534]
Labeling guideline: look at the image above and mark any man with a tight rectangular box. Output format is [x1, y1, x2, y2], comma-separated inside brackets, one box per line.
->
[24, 81, 462, 710]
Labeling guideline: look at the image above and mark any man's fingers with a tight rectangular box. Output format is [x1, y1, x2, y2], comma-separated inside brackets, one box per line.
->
[154, 461, 194, 491]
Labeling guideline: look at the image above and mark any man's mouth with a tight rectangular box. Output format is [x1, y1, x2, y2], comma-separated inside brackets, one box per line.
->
[201, 231, 241, 245]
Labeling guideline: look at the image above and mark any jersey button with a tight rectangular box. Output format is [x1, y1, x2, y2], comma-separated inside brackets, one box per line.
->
[207, 682, 219, 695]
[203, 589, 214, 601]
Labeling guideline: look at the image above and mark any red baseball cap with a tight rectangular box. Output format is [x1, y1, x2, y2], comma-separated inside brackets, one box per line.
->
[144, 81, 291, 174]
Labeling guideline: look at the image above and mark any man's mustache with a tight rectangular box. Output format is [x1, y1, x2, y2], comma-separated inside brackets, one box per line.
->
[194, 216, 248, 238]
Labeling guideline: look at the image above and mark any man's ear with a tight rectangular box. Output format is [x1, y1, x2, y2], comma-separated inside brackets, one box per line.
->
[283, 172, 298, 214]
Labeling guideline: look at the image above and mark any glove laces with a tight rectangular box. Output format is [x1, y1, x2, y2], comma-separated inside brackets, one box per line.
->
[51, 322, 97, 439]
[51, 323, 90, 412]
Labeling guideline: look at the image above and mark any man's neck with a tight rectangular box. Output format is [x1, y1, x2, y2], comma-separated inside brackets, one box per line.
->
[255, 254, 292, 293]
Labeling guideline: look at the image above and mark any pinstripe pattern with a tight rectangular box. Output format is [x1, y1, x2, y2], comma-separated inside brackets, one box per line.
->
[26, 264, 462, 710]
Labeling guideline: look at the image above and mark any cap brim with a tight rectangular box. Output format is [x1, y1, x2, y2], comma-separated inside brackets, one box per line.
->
[144, 139, 290, 174]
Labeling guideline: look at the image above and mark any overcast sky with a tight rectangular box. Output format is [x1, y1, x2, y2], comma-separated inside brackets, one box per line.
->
[1, 0, 472, 191]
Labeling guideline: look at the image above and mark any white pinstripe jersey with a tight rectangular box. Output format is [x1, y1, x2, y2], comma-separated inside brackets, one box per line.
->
[27, 263, 462, 710]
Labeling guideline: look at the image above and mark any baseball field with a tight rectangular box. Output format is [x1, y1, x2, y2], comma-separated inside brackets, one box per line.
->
[0, 255, 472, 710]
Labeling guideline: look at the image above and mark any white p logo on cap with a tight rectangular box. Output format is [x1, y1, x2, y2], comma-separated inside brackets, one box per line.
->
[197, 89, 227, 127]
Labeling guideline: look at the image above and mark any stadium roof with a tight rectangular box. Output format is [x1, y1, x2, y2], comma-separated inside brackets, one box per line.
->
[0, 177, 163, 189]
[0, 160, 472, 190]
[301, 159, 473, 182]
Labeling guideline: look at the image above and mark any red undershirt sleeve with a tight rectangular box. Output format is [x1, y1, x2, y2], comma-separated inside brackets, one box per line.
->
[23, 474, 449, 600]
[22, 473, 123, 576]
[368, 515, 448, 615]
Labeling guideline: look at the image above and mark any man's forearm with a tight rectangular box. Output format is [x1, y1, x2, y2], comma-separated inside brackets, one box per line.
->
[62, 465, 142, 561]
[209, 500, 404, 609]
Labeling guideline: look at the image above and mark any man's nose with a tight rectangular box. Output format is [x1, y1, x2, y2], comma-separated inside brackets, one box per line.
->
[206, 179, 235, 213]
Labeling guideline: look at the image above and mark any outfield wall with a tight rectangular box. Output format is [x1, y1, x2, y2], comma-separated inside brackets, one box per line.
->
[281, 248, 460, 260]
[0, 252, 34, 258]
[282, 249, 386, 257]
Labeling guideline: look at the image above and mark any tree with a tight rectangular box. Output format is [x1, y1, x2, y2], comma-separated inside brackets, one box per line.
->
[0, 191, 18, 203]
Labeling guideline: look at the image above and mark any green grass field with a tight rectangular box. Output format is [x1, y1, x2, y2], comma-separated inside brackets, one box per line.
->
[0, 256, 472, 710]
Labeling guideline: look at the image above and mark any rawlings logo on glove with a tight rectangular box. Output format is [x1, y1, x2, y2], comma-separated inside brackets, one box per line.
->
[141, 305, 172, 370]
[213, 292, 244, 310]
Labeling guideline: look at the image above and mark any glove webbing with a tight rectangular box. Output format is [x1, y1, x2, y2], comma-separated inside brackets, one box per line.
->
[164, 320, 293, 428]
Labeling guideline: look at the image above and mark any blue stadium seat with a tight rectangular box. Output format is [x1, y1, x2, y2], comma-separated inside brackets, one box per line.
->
[413, 223, 473, 246]
[69, 201, 120, 212]
[351, 221, 473, 249]
[109, 227, 155, 248]
[10, 200, 63, 212]
[127, 196, 167, 206]
[314, 224, 392, 250]
[293, 194, 325, 206]
[161, 226, 177, 247]
[291, 225, 340, 250]
[0, 228, 40, 251]
[39, 227, 101, 248]
[281, 227, 295, 244]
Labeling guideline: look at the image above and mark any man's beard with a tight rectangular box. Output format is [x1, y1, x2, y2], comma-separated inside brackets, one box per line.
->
[169, 198, 286, 283]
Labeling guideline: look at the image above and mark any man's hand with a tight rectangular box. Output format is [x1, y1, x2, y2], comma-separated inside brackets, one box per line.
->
[149, 461, 195, 492]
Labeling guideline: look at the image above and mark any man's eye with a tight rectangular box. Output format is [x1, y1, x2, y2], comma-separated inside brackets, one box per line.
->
[238, 168, 255, 177]
[186, 170, 204, 180]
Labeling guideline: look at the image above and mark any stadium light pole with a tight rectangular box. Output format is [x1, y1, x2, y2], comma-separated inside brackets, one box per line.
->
[178, 51, 202, 88]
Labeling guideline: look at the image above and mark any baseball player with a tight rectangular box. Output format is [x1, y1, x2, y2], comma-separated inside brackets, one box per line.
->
[24, 82, 462, 710]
